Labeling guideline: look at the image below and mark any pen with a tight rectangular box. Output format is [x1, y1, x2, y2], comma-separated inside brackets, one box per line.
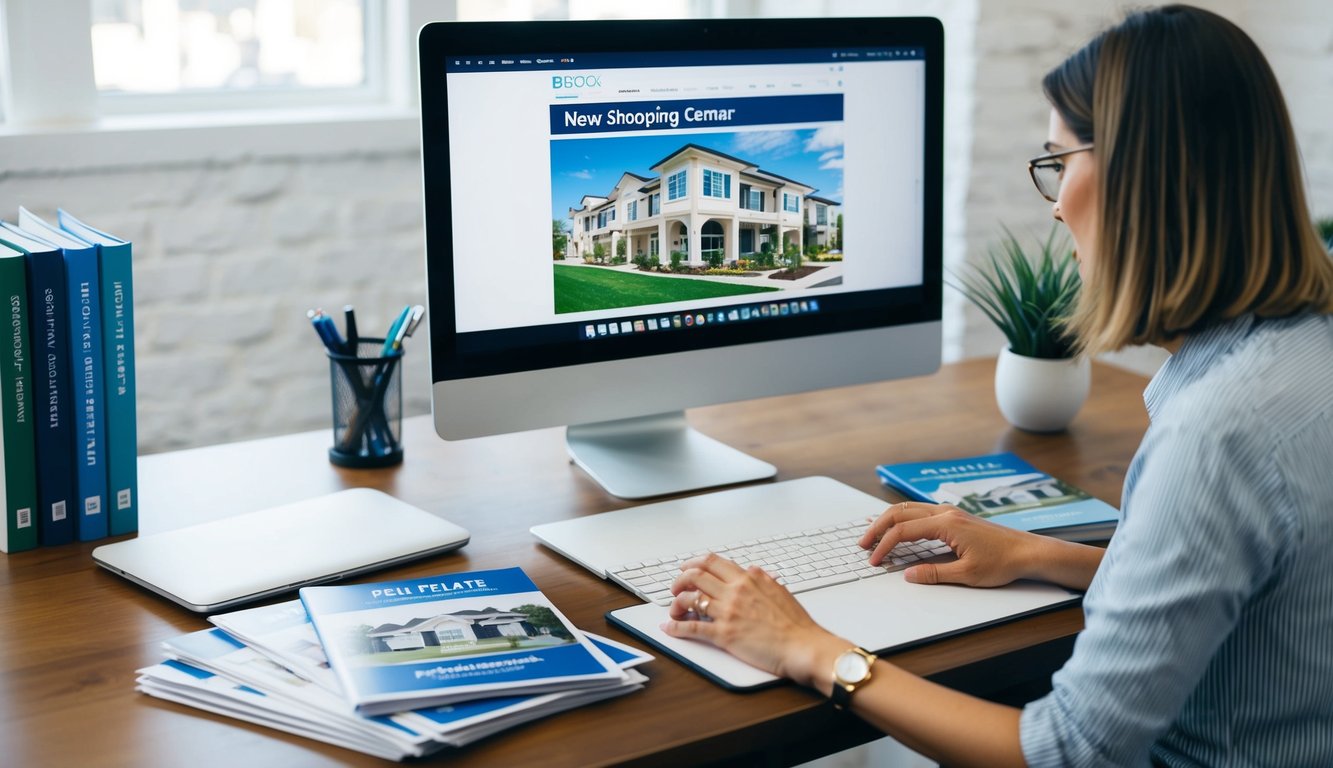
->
[381, 305, 412, 356]
[344, 305, 358, 352]
[390, 305, 425, 351]
[308, 309, 344, 354]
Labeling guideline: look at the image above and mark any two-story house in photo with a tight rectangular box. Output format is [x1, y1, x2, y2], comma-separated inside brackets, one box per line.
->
[567, 143, 837, 267]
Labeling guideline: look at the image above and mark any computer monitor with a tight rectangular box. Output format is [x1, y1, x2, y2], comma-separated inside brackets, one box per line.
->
[418, 17, 943, 499]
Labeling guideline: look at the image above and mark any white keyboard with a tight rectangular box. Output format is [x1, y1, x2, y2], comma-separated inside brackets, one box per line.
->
[608, 518, 952, 606]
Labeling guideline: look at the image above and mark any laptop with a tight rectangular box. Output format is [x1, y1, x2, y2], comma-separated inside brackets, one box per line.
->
[532, 477, 1080, 689]
[93, 488, 470, 613]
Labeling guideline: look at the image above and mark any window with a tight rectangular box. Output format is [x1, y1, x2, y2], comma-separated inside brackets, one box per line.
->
[84, 0, 380, 114]
[498, 623, 528, 637]
[742, 187, 764, 211]
[667, 169, 687, 201]
[784, 193, 800, 213]
[583, 216, 591, 232]
[92, 1, 368, 95]
[816, 205, 828, 225]
[702, 169, 731, 199]
[438, 628, 465, 642]
[627, 200, 637, 221]
[649, 193, 661, 216]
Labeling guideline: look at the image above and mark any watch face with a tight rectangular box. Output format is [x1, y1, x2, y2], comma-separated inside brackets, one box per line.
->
[835, 650, 871, 683]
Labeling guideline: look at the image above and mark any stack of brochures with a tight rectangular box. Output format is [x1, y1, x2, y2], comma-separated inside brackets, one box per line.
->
[0, 208, 138, 553]
[136, 567, 651, 760]
[876, 451, 1120, 542]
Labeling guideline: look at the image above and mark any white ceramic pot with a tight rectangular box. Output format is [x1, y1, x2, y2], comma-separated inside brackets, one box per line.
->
[994, 347, 1091, 432]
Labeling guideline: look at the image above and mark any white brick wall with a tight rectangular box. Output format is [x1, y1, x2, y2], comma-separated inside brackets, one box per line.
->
[0, 152, 431, 453]
[0, 0, 1327, 453]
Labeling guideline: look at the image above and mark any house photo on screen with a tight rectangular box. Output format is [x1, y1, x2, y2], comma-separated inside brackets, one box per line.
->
[552, 123, 845, 315]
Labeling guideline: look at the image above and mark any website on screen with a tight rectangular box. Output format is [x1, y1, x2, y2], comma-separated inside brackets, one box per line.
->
[445, 49, 925, 334]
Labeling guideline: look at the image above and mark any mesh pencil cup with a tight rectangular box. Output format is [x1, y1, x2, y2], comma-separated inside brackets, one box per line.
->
[327, 338, 404, 468]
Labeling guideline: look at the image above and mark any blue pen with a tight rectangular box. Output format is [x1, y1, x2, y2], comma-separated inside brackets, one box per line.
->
[317, 314, 347, 355]
[381, 306, 412, 356]
[308, 309, 343, 354]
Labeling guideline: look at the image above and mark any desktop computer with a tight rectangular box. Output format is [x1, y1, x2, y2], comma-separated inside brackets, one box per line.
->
[418, 16, 943, 498]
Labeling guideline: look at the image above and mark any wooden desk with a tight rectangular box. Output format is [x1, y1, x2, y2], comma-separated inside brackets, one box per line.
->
[0, 359, 1149, 767]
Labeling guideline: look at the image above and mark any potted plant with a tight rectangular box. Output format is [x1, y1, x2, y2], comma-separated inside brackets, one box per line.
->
[1316, 217, 1333, 251]
[951, 226, 1088, 432]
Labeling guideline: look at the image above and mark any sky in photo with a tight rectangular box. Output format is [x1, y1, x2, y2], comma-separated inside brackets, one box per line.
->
[550, 126, 844, 223]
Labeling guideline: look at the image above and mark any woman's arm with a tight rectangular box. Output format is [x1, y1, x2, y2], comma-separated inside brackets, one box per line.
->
[664, 558, 1028, 768]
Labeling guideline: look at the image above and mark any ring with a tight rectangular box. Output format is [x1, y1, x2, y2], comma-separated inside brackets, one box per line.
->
[693, 596, 711, 619]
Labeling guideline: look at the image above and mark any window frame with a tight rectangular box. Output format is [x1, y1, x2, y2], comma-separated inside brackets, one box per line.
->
[0, 0, 424, 173]
[92, 0, 387, 117]
[702, 168, 731, 199]
[667, 169, 688, 201]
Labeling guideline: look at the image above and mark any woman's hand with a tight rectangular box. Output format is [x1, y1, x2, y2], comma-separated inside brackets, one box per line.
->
[661, 553, 847, 688]
[860, 502, 1047, 588]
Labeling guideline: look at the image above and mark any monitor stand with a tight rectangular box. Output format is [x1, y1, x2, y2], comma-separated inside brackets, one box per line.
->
[566, 411, 777, 499]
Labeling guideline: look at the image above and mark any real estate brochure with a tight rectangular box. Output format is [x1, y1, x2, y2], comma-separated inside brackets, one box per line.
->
[143, 602, 650, 760]
[876, 451, 1120, 542]
[299, 567, 629, 715]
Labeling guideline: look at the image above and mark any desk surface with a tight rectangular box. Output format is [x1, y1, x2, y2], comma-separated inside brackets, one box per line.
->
[0, 359, 1150, 767]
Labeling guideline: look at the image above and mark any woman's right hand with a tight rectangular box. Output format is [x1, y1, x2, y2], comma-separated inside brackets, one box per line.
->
[859, 502, 1048, 588]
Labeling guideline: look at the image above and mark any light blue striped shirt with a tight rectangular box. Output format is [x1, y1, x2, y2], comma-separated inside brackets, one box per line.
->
[1020, 312, 1333, 767]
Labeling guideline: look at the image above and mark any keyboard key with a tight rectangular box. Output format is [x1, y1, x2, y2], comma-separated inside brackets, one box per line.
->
[787, 572, 859, 594]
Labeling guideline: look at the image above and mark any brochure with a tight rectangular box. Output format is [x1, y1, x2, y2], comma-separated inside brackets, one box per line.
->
[299, 567, 629, 715]
[145, 610, 650, 759]
[876, 451, 1119, 542]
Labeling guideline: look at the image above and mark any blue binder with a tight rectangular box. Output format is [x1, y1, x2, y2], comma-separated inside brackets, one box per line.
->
[18, 209, 108, 542]
[59, 210, 138, 536]
[0, 224, 76, 546]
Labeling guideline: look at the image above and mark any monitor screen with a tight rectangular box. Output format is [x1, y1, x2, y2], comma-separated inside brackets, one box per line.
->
[420, 17, 943, 498]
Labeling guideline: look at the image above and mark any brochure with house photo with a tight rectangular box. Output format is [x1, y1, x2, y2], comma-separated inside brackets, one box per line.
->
[876, 452, 1120, 542]
[300, 567, 628, 715]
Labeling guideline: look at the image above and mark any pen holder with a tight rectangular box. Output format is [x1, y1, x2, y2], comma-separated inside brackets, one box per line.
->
[327, 339, 404, 468]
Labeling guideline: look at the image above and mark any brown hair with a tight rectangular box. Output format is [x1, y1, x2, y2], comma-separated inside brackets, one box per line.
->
[1043, 4, 1333, 354]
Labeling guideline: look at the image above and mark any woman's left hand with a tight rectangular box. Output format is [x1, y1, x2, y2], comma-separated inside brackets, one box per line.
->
[661, 553, 846, 688]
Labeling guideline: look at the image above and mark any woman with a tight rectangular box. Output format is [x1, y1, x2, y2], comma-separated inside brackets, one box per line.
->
[663, 6, 1333, 767]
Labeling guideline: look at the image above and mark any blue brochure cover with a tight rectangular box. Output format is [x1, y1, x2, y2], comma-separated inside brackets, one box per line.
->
[0, 226, 76, 546]
[876, 451, 1119, 541]
[300, 567, 627, 716]
[58, 210, 137, 536]
[18, 209, 107, 541]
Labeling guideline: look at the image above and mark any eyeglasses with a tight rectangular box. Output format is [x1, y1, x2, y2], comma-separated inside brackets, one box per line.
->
[1027, 144, 1094, 202]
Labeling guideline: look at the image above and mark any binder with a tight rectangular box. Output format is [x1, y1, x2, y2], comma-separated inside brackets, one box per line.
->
[59, 210, 138, 536]
[0, 225, 75, 546]
[18, 209, 108, 542]
[0, 243, 38, 553]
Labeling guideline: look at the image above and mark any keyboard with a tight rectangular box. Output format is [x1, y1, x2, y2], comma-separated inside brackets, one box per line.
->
[608, 518, 952, 606]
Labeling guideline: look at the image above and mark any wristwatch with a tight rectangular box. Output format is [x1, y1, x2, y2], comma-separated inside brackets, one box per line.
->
[830, 646, 877, 710]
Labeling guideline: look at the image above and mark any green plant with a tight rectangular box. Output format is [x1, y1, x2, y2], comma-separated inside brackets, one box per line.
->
[669, 249, 685, 271]
[552, 219, 568, 260]
[782, 241, 802, 271]
[950, 226, 1081, 359]
[1316, 217, 1333, 251]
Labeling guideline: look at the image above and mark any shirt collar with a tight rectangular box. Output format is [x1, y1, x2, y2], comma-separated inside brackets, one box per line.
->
[1142, 314, 1256, 421]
